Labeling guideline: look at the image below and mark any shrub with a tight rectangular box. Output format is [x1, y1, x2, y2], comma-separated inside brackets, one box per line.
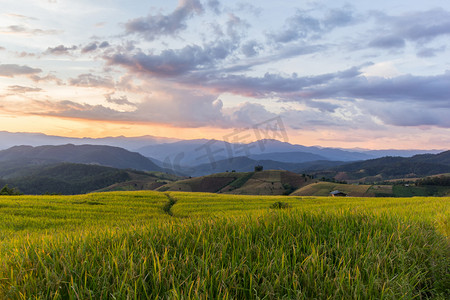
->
[270, 201, 291, 209]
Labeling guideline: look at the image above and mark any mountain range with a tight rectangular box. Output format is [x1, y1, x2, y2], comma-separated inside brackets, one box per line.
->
[0, 132, 443, 166]
[0, 133, 448, 195]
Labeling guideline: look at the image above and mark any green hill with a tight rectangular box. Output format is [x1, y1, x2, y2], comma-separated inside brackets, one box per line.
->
[319, 150, 450, 183]
[157, 170, 311, 195]
[291, 182, 377, 197]
[0, 163, 179, 195]
[0, 144, 164, 172]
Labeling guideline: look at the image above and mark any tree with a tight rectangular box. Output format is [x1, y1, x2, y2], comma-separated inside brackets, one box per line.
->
[254, 165, 263, 172]
[0, 184, 22, 195]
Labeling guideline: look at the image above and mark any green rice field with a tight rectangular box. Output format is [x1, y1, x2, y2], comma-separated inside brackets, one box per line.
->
[0, 191, 449, 299]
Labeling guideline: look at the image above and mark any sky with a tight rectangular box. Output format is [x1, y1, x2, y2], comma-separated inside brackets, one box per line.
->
[0, 0, 450, 150]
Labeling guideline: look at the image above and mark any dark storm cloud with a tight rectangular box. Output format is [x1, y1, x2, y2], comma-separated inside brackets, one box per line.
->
[0, 64, 42, 77]
[44, 44, 77, 55]
[125, 0, 203, 41]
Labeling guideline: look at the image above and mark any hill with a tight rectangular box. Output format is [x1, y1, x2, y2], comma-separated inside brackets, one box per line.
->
[0, 163, 176, 195]
[0, 144, 164, 172]
[318, 150, 450, 183]
[189, 156, 344, 177]
[157, 170, 312, 195]
[291, 182, 380, 197]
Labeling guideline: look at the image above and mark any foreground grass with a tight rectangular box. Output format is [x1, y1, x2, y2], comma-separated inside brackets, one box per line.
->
[0, 192, 449, 299]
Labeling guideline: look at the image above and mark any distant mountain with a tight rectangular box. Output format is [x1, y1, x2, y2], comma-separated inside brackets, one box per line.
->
[188, 156, 345, 177]
[363, 149, 443, 157]
[248, 151, 327, 163]
[1, 131, 443, 165]
[138, 139, 376, 169]
[320, 150, 450, 182]
[0, 144, 164, 172]
[0, 131, 179, 151]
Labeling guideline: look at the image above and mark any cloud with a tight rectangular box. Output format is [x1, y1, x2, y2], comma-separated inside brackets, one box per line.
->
[267, 6, 357, 44]
[4, 13, 37, 21]
[68, 74, 114, 88]
[81, 41, 110, 53]
[241, 40, 261, 57]
[416, 46, 446, 58]
[99, 41, 110, 48]
[81, 42, 98, 53]
[0, 64, 42, 77]
[30, 74, 63, 84]
[322, 7, 356, 29]
[7, 85, 42, 93]
[365, 101, 450, 128]
[0, 24, 60, 35]
[14, 87, 228, 128]
[268, 10, 321, 44]
[368, 8, 450, 50]
[44, 44, 77, 55]
[294, 71, 450, 105]
[105, 94, 136, 106]
[125, 0, 203, 41]
[226, 102, 277, 126]
[106, 40, 236, 77]
[16, 51, 36, 57]
[368, 35, 405, 49]
[206, 0, 221, 14]
[185, 65, 367, 98]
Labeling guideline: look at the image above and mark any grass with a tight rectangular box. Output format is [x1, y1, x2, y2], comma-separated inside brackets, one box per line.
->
[0, 191, 449, 299]
[292, 182, 374, 197]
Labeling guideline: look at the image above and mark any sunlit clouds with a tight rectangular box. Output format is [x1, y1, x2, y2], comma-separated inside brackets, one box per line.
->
[1, 0, 449, 149]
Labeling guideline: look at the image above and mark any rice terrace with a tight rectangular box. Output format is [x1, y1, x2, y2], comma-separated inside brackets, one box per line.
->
[2, 0, 450, 298]
[0, 191, 448, 299]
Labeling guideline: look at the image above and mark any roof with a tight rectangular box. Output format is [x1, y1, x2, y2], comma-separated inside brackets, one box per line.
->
[330, 190, 347, 195]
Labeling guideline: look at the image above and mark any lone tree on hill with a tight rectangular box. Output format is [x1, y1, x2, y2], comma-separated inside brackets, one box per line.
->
[254, 165, 263, 172]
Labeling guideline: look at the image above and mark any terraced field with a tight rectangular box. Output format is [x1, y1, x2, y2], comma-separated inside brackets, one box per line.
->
[0, 191, 448, 299]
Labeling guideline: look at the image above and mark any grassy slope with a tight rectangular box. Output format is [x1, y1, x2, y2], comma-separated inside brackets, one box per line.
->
[0, 192, 449, 299]
[291, 181, 376, 197]
[157, 170, 309, 195]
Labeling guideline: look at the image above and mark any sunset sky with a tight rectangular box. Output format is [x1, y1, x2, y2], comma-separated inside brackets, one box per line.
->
[1, 0, 449, 149]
